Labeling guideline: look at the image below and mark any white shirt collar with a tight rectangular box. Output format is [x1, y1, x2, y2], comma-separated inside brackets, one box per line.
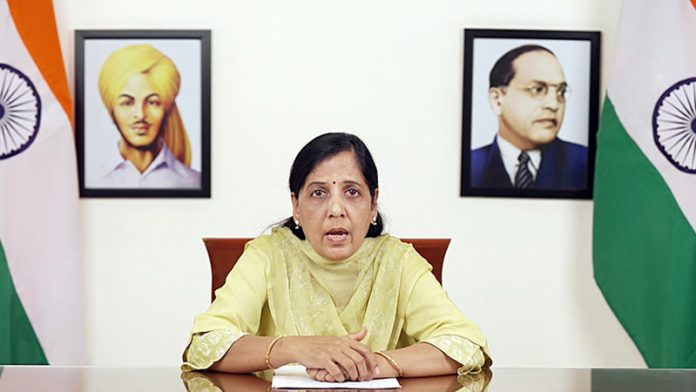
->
[496, 135, 541, 184]
[100, 140, 175, 178]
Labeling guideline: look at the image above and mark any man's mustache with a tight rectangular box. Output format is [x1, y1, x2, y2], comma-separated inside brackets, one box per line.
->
[130, 120, 151, 127]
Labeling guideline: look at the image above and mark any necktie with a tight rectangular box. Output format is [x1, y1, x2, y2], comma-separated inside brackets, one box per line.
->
[514, 152, 533, 188]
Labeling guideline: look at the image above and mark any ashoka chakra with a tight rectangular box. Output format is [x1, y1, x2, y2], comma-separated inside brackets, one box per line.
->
[652, 77, 696, 174]
[0, 63, 42, 160]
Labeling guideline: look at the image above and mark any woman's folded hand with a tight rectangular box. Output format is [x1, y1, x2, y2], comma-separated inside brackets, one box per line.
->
[277, 326, 378, 382]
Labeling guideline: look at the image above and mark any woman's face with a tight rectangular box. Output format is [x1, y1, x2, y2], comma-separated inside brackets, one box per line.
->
[112, 73, 165, 149]
[292, 151, 378, 261]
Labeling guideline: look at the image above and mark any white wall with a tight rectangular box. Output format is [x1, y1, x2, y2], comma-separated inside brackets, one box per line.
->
[54, 0, 645, 367]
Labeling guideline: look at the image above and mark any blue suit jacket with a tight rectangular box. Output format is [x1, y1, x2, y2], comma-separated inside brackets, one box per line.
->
[471, 137, 588, 190]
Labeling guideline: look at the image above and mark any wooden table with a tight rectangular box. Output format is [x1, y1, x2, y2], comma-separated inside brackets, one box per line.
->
[1, 366, 695, 391]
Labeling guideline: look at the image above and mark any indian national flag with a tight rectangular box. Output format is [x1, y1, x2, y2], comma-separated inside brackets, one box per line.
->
[0, 0, 84, 364]
[594, 0, 696, 367]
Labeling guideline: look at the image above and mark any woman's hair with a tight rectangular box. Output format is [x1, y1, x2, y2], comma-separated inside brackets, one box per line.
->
[98, 44, 193, 166]
[281, 132, 384, 239]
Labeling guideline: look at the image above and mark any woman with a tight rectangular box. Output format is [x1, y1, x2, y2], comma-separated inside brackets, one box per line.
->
[183, 132, 491, 381]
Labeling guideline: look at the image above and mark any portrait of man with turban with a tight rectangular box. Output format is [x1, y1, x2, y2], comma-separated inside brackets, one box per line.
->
[93, 44, 201, 189]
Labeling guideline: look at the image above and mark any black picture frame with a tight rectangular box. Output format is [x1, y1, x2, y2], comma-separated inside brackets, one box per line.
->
[75, 30, 211, 198]
[461, 29, 600, 199]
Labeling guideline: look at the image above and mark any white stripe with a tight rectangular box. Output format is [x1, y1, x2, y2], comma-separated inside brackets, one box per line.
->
[0, 0, 84, 364]
[608, 0, 696, 233]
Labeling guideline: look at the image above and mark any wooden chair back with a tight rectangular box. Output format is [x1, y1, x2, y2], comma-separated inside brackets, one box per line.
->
[203, 237, 450, 301]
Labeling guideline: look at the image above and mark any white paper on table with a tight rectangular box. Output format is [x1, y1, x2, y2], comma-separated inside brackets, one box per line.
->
[271, 364, 401, 389]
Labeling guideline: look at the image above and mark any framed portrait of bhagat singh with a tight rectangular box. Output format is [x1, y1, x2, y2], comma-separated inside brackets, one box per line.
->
[460, 29, 600, 199]
[75, 30, 211, 198]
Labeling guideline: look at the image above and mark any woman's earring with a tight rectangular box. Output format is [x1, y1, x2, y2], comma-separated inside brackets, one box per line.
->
[371, 216, 378, 226]
[294, 220, 300, 230]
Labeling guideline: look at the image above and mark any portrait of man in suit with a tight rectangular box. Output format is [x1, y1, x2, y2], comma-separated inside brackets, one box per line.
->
[470, 44, 588, 190]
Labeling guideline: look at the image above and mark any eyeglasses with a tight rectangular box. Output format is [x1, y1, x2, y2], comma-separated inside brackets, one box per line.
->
[505, 82, 570, 102]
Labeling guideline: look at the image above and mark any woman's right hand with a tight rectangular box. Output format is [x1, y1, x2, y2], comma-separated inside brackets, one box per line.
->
[274, 327, 379, 382]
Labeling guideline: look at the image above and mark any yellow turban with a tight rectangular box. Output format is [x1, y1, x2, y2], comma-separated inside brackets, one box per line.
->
[98, 44, 192, 166]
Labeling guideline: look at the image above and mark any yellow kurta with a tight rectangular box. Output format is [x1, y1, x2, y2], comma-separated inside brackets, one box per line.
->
[183, 227, 491, 374]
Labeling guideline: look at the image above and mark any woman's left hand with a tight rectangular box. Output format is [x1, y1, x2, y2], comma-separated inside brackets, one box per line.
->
[306, 368, 337, 382]
[304, 326, 379, 382]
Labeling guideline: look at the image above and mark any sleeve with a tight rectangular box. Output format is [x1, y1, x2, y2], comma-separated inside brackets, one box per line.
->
[181, 239, 270, 371]
[400, 250, 492, 375]
[181, 329, 246, 371]
[181, 371, 223, 392]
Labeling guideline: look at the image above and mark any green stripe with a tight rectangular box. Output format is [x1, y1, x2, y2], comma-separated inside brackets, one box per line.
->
[593, 97, 696, 368]
[0, 240, 48, 365]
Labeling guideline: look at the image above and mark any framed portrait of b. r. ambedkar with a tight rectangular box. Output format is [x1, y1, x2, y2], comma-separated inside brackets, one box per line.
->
[76, 30, 211, 198]
[461, 29, 600, 199]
